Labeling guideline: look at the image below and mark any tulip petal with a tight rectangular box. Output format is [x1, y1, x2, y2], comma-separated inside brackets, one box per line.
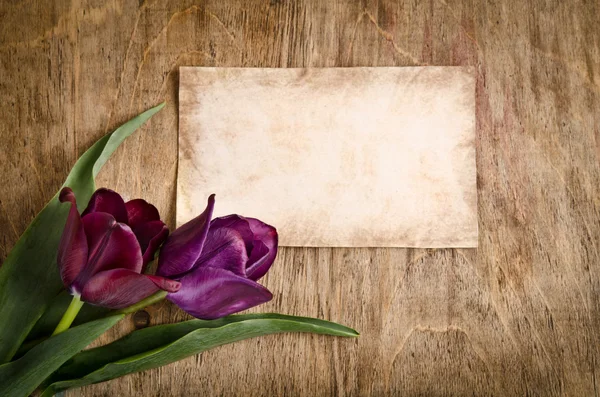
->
[245, 218, 278, 281]
[57, 187, 89, 288]
[81, 269, 181, 309]
[196, 227, 248, 276]
[246, 239, 270, 277]
[72, 213, 143, 291]
[209, 215, 278, 280]
[157, 195, 215, 278]
[133, 220, 169, 266]
[168, 267, 273, 319]
[125, 199, 160, 229]
[82, 188, 128, 223]
[210, 215, 254, 253]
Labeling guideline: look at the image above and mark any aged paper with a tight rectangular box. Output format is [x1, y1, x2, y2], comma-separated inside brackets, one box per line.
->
[178, 67, 477, 247]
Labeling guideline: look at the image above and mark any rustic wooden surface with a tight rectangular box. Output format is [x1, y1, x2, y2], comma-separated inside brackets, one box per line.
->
[1, 0, 599, 396]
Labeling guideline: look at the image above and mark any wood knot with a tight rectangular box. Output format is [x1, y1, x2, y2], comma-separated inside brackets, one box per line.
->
[133, 310, 151, 329]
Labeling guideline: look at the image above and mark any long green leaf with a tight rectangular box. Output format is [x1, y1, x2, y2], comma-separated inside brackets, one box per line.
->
[0, 315, 123, 397]
[42, 314, 359, 396]
[0, 103, 165, 363]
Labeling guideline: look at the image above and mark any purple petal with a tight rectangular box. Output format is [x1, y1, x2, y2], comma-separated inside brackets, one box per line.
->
[196, 227, 248, 276]
[157, 195, 215, 278]
[244, 218, 278, 281]
[57, 187, 88, 288]
[168, 267, 272, 319]
[246, 240, 270, 277]
[81, 268, 181, 309]
[145, 274, 182, 292]
[71, 213, 143, 292]
[133, 220, 169, 266]
[209, 215, 277, 280]
[125, 199, 160, 229]
[82, 188, 128, 223]
[210, 215, 254, 253]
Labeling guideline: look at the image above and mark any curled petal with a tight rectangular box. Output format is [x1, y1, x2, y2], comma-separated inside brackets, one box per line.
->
[209, 215, 278, 280]
[57, 187, 88, 288]
[245, 218, 278, 281]
[81, 269, 181, 309]
[210, 215, 254, 253]
[196, 227, 248, 276]
[168, 267, 273, 319]
[72, 213, 143, 291]
[82, 188, 128, 223]
[246, 240, 270, 278]
[145, 274, 182, 292]
[125, 199, 160, 229]
[133, 221, 169, 266]
[157, 195, 215, 278]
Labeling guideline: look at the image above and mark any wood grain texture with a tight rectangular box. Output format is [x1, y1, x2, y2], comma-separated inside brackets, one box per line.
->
[0, 0, 598, 396]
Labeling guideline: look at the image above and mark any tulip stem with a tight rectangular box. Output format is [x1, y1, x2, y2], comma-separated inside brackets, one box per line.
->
[116, 290, 168, 315]
[51, 294, 84, 336]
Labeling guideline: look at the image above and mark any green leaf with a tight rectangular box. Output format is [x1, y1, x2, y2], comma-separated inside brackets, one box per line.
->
[0, 314, 123, 397]
[0, 103, 165, 363]
[42, 314, 359, 396]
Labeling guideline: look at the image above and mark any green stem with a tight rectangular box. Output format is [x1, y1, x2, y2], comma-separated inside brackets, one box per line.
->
[114, 290, 167, 315]
[16, 291, 168, 358]
[51, 294, 84, 336]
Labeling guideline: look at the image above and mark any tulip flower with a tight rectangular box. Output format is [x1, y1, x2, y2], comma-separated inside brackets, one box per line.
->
[156, 195, 278, 319]
[54, 187, 181, 334]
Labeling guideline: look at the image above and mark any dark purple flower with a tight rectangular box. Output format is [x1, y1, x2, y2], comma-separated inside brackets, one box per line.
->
[57, 187, 180, 309]
[156, 195, 278, 319]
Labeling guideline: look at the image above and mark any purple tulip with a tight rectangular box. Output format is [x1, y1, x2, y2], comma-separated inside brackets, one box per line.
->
[156, 195, 278, 319]
[57, 187, 180, 309]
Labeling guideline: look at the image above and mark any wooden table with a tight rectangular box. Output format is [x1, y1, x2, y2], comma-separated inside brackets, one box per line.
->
[1, 1, 599, 395]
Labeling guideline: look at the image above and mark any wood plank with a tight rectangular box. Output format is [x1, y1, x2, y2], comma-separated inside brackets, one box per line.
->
[0, 0, 598, 395]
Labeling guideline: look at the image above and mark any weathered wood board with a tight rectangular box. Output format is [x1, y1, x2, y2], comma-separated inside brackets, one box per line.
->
[0, 0, 599, 396]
